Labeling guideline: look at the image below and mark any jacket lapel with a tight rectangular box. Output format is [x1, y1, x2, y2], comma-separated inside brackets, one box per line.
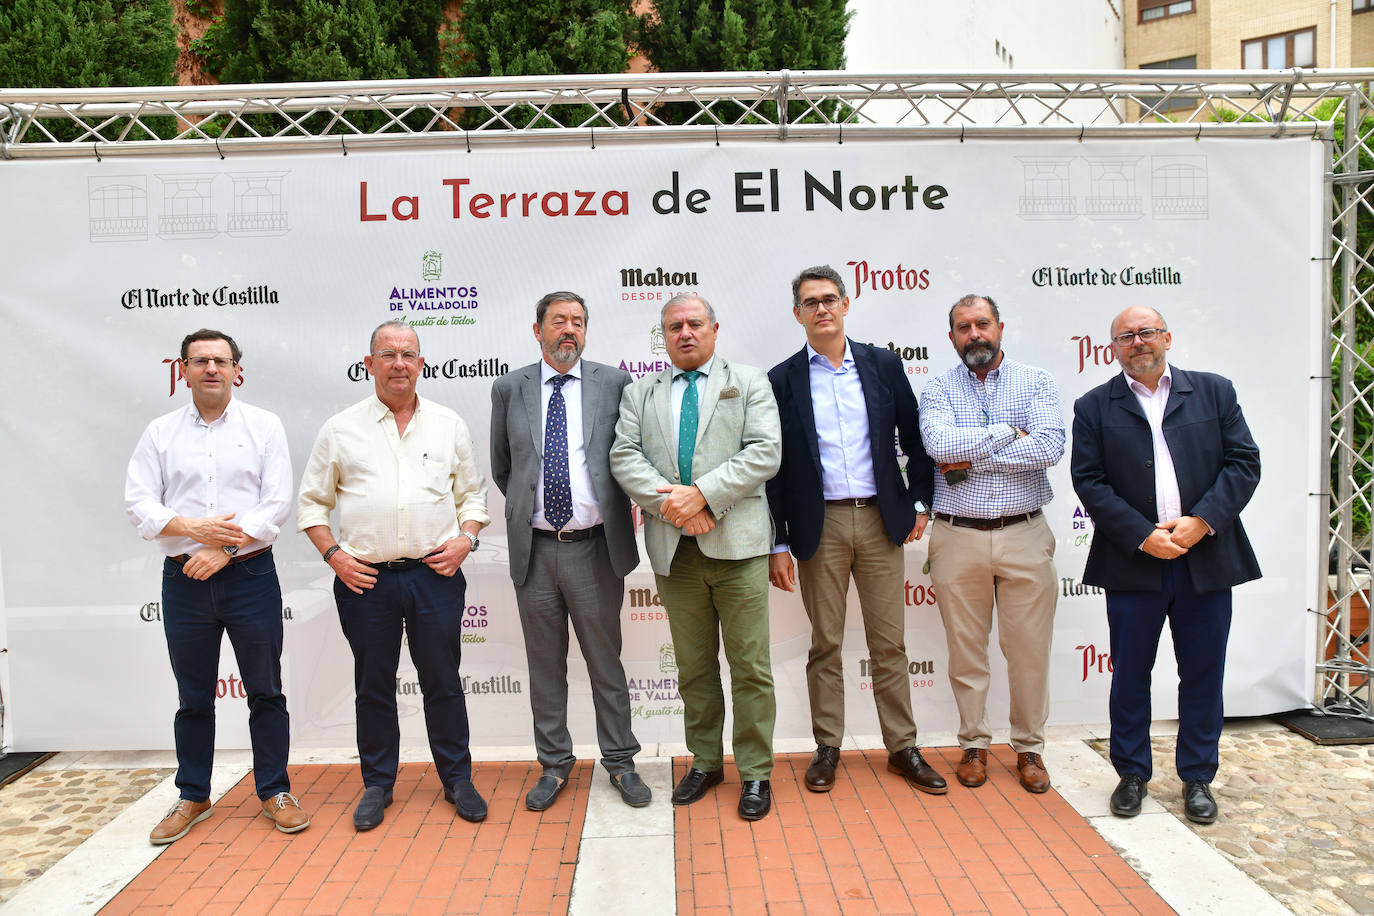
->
[652, 365, 675, 452]
[695, 357, 727, 446]
[1162, 367, 1192, 423]
[580, 362, 600, 449]
[518, 365, 544, 457]
[1107, 373, 1148, 423]
[788, 348, 821, 466]
[851, 341, 887, 464]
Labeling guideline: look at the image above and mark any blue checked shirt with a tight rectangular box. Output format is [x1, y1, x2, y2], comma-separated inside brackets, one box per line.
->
[919, 356, 1065, 518]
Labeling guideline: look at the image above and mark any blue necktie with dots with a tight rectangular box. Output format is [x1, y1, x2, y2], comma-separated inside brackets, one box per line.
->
[544, 374, 573, 531]
[678, 369, 701, 485]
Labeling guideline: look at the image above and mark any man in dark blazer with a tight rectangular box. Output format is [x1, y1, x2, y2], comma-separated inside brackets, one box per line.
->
[490, 291, 649, 812]
[1071, 305, 1260, 825]
[766, 265, 946, 796]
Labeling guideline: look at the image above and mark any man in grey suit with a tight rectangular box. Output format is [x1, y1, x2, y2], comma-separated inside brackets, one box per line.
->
[610, 293, 782, 820]
[490, 291, 650, 811]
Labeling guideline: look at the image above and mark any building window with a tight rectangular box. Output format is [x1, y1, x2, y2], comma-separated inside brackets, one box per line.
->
[1242, 27, 1316, 68]
[1139, 0, 1194, 22]
[1357, 0, 1374, 13]
[1140, 56, 1198, 113]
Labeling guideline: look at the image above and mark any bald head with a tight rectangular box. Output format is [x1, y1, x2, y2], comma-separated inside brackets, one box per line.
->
[1110, 306, 1167, 339]
[1109, 306, 1171, 387]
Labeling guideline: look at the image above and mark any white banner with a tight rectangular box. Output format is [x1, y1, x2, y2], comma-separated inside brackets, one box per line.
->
[0, 137, 1323, 751]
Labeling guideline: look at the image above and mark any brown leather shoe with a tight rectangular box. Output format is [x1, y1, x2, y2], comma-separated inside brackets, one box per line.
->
[955, 747, 988, 787]
[149, 798, 212, 845]
[804, 745, 840, 793]
[1017, 752, 1051, 794]
[261, 792, 311, 834]
[887, 747, 948, 795]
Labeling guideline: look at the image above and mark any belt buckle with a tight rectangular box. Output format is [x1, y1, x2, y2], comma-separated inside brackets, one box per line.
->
[853, 497, 869, 508]
[556, 529, 575, 542]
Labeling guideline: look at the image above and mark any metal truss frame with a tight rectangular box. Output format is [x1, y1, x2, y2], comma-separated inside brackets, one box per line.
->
[2, 68, 1370, 717]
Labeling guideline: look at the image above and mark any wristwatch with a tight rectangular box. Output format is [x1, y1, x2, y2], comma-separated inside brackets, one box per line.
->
[223, 545, 239, 557]
[460, 531, 480, 551]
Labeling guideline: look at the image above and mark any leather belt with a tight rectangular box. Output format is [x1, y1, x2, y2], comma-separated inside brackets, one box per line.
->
[170, 546, 271, 565]
[935, 509, 1042, 531]
[824, 497, 876, 508]
[377, 557, 426, 570]
[534, 525, 604, 543]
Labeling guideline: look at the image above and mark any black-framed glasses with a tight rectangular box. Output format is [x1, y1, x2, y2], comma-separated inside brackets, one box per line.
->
[185, 356, 236, 369]
[1111, 328, 1166, 346]
[798, 294, 843, 313]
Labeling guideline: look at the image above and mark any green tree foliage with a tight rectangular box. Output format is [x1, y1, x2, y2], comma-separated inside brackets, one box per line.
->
[635, 0, 851, 124]
[201, 0, 444, 134]
[0, 0, 177, 88]
[439, 0, 636, 128]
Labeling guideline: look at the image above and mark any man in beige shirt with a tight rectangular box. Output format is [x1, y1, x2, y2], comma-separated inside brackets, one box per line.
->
[298, 320, 490, 830]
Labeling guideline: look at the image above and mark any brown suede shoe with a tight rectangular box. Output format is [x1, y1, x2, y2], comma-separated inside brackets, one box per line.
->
[1017, 752, 1051, 794]
[149, 798, 212, 846]
[955, 748, 988, 787]
[261, 792, 312, 834]
[804, 745, 840, 793]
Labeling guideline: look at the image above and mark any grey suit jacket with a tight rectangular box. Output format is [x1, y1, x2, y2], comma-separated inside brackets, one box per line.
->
[610, 356, 781, 577]
[490, 359, 639, 586]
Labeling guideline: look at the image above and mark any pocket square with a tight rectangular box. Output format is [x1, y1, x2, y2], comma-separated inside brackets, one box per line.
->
[720, 387, 741, 399]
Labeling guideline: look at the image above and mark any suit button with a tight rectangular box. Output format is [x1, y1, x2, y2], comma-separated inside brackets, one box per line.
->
[1147, 496, 1155, 503]
[1145, 460, 1153, 468]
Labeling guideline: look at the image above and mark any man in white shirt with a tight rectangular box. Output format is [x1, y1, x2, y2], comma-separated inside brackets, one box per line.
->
[298, 320, 491, 830]
[125, 329, 309, 845]
[490, 291, 648, 812]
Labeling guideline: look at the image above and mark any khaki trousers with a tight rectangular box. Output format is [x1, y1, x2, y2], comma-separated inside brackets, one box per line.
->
[928, 513, 1057, 754]
[797, 502, 916, 753]
[656, 538, 775, 779]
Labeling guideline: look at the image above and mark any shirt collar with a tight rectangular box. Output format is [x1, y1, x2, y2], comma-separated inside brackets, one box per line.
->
[541, 359, 582, 384]
[805, 339, 853, 369]
[367, 393, 421, 421]
[673, 355, 715, 380]
[1125, 364, 1172, 397]
[189, 398, 235, 428]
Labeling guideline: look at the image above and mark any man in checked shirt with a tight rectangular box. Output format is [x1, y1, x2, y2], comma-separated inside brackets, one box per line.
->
[919, 294, 1066, 794]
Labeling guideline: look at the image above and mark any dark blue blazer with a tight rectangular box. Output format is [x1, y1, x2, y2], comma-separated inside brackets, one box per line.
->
[1070, 367, 1261, 593]
[766, 340, 936, 562]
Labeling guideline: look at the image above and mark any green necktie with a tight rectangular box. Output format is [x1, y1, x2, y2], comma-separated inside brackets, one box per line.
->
[678, 370, 700, 485]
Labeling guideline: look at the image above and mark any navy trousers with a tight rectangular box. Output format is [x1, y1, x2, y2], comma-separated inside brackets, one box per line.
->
[161, 549, 290, 802]
[334, 565, 472, 790]
[1106, 558, 1233, 783]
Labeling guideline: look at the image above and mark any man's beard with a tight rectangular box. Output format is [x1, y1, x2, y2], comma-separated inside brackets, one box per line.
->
[960, 341, 998, 369]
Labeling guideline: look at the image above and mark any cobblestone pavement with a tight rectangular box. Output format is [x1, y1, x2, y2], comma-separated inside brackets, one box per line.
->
[1091, 730, 1374, 916]
[0, 766, 173, 903]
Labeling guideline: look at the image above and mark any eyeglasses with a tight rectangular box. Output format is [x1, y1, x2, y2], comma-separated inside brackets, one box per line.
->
[372, 349, 421, 364]
[1111, 328, 1166, 346]
[798, 294, 843, 313]
[185, 357, 236, 369]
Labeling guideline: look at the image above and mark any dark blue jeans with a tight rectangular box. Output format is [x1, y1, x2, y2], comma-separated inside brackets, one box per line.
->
[161, 549, 290, 802]
[333, 565, 472, 791]
[1106, 558, 1233, 783]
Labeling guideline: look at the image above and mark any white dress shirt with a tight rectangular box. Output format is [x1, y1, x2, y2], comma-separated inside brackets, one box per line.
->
[125, 399, 293, 557]
[1126, 367, 1184, 525]
[297, 395, 489, 563]
[533, 359, 603, 531]
[807, 341, 877, 500]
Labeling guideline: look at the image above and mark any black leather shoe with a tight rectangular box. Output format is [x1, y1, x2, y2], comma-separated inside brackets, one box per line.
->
[353, 785, 393, 831]
[887, 747, 948, 795]
[804, 745, 840, 793]
[1110, 775, 1147, 817]
[738, 780, 771, 820]
[671, 767, 724, 806]
[1183, 780, 1218, 824]
[609, 771, 652, 807]
[524, 774, 565, 812]
[445, 780, 488, 822]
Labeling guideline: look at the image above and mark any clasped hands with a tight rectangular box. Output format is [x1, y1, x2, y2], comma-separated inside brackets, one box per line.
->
[1141, 515, 1208, 559]
[656, 484, 715, 535]
[180, 512, 246, 581]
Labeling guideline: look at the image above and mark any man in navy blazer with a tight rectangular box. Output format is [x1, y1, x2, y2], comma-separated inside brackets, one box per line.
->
[1071, 306, 1260, 825]
[766, 265, 946, 795]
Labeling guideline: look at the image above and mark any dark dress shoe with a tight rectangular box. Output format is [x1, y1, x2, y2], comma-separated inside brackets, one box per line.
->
[1110, 775, 1147, 817]
[447, 780, 488, 822]
[1016, 752, 1051, 794]
[610, 771, 652, 807]
[738, 780, 771, 820]
[887, 747, 948, 795]
[671, 767, 724, 806]
[353, 785, 393, 831]
[1183, 780, 1218, 824]
[804, 745, 840, 793]
[524, 774, 565, 812]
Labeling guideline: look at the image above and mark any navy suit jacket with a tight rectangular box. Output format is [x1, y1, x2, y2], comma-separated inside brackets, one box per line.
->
[766, 340, 936, 562]
[1070, 366, 1261, 593]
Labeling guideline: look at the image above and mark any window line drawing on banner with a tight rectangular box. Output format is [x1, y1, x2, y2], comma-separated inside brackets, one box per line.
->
[1084, 157, 1143, 219]
[88, 176, 147, 242]
[1151, 156, 1209, 219]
